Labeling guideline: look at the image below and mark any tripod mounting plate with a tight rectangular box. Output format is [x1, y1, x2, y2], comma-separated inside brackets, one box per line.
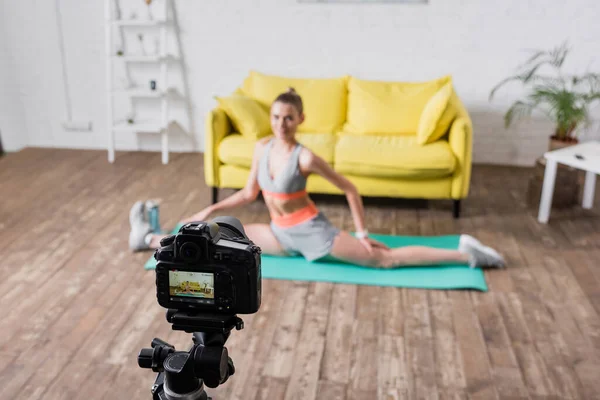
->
[166, 309, 244, 334]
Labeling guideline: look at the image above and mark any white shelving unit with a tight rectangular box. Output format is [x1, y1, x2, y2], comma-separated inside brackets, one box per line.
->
[112, 19, 171, 27]
[105, 0, 182, 164]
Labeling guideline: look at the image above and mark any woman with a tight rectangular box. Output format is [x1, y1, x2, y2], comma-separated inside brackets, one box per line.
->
[129, 88, 505, 269]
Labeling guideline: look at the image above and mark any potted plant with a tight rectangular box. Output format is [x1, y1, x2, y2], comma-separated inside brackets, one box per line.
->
[489, 42, 600, 151]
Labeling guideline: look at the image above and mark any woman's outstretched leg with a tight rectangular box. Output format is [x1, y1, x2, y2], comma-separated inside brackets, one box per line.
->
[128, 201, 155, 251]
[242, 224, 289, 257]
[129, 200, 289, 256]
[129, 200, 193, 251]
[129, 201, 218, 251]
[144, 223, 288, 255]
[328, 231, 505, 269]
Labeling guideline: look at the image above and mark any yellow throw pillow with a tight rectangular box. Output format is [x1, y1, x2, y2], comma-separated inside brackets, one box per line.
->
[235, 72, 254, 96]
[246, 70, 348, 133]
[416, 83, 458, 145]
[215, 94, 271, 140]
[344, 75, 451, 135]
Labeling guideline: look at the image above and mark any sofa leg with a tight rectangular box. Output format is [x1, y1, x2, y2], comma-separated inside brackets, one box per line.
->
[453, 200, 461, 219]
[212, 187, 218, 205]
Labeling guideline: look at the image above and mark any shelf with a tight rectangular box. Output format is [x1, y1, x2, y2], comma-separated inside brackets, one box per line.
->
[112, 19, 169, 27]
[112, 87, 182, 99]
[113, 120, 169, 133]
[112, 54, 179, 63]
[113, 88, 163, 98]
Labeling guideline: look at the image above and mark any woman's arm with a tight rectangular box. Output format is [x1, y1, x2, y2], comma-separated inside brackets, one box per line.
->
[301, 151, 367, 235]
[208, 187, 255, 213]
[182, 186, 256, 224]
[182, 140, 266, 223]
[211, 140, 266, 212]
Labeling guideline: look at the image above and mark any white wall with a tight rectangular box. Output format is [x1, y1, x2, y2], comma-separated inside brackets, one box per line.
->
[0, 0, 28, 152]
[1, 0, 600, 165]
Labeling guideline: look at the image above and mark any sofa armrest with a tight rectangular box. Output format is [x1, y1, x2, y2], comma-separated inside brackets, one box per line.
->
[449, 117, 473, 199]
[204, 108, 233, 187]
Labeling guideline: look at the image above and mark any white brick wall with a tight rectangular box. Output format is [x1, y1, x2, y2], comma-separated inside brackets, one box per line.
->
[1, 0, 599, 165]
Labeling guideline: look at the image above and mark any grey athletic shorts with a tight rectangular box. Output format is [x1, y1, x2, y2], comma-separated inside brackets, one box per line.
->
[270, 212, 341, 262]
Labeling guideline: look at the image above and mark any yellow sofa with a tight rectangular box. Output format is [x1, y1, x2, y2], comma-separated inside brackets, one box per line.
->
[204, 71, 473, 218]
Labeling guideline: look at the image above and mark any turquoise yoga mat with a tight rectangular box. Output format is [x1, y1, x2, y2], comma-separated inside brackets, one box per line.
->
[144, 225, 488, 292]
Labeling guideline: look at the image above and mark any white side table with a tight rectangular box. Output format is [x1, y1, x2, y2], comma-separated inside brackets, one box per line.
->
[538, 140, 600, 223]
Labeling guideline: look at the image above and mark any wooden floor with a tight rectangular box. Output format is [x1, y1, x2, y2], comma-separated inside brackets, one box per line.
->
[1, 148, 599, 400]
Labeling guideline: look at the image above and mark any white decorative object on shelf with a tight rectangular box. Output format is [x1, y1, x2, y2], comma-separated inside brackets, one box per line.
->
[150, 37, 160, 55]
[105, 0, 188, 164]
[125, 111, 136, 124]
[146, 2, 154, 20]
[112, 0, 121, 19]
[118, 77, 134, 89]
[137, 33, 147, 55]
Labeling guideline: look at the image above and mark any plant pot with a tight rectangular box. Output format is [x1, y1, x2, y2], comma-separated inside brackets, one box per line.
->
[549, 135, 578, 151]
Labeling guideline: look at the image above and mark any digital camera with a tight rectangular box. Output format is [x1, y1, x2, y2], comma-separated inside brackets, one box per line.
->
[153, 217, 262, 315]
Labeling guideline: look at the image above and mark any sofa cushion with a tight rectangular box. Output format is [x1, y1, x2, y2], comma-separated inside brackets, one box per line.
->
[334, 133, 456, 179]
[217, 134, 256, 169]
[417, 83, 459, 145]
[218, 164, 453, 199]
[215, 94, 271, 140]
[242, 70, 348, 134]
[344, 75, 451, 135]
[218, 133, 336, 169]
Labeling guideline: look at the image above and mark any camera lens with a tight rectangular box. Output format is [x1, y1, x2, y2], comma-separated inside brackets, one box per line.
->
[180, 242, 201, 262]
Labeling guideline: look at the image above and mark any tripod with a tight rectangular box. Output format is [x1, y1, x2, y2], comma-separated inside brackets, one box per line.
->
[138, 310, 244, 400]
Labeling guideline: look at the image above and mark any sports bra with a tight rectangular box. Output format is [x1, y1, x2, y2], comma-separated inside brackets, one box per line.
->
[257, 139, 307, 200]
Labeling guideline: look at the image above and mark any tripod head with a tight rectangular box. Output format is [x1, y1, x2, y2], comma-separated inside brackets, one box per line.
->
[138, 310, 244, 400]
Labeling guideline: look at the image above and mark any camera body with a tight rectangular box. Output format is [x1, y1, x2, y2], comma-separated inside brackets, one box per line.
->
[154, 219, 262, 315]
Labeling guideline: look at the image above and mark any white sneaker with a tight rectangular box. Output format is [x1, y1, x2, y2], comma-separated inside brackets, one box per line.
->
[129, 201, 152, 251]
[459, 234, 506, 268]
[129, 200, 148, 225]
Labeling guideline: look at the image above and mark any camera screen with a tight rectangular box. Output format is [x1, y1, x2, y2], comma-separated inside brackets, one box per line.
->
[168, 270, 215, 303]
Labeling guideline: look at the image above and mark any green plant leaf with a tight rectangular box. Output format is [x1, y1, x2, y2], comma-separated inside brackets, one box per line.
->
[489, 73, 561, 101]
[575, 73, 600, 90]
[582, 92, 600, 102]
[518, 49, 547, 70]
[489, 75, 522, 100]
[491, 41, 600, 137]
[550, 42, 570, 67]
[504, 101, 535, 128]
